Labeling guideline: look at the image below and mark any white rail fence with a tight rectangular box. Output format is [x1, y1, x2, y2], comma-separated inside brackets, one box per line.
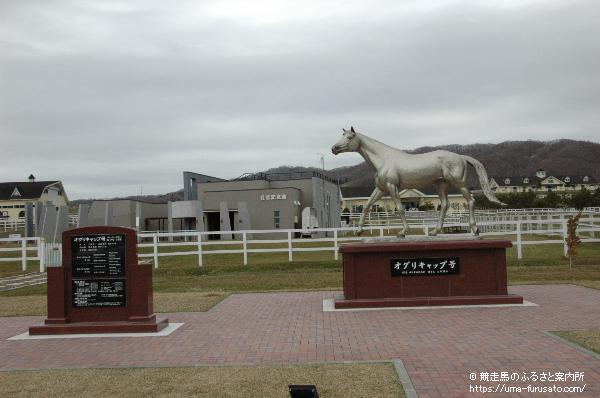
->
[1, 218, 599, 272]
[0, 220, 26, 231]
[342, 209, 600, 234]
[0, 216, 78, 231]
[0, 237, 44, 272]
[138, 218, 600, 267]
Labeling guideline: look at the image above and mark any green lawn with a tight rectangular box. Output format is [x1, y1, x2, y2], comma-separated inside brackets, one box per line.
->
[0, 363, 405, 398]
[1, 241, 599, 313]
[554, 330, 600, 356]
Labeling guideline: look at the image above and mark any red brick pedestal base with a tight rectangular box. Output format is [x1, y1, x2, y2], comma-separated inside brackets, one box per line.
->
[334, 238, 523, 309]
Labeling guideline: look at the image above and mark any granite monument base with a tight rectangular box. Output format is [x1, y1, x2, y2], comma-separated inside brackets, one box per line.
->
[334, 238, 523, 309]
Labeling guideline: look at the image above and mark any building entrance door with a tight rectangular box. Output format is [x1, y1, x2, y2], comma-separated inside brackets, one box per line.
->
[205, 212, 221, 240]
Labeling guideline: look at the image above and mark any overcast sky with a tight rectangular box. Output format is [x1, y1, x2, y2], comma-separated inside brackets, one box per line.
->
[1, 0, 599, 199]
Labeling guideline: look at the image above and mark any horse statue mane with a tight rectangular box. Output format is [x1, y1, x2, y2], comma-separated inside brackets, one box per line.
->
[331, 126, 505, 236]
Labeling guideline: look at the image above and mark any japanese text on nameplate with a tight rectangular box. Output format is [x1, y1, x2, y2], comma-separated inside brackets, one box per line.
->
[390, 257, 460, 276]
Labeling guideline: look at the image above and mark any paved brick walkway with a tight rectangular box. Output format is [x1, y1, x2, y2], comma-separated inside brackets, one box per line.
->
[1, 285, 599, 397]
[0, 272, 46, 292]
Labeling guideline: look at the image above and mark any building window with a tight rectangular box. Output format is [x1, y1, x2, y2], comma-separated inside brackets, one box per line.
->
[564, 176, 570, 183]
[523, 178, 529, 184]
[274, 210, 280, 229]
[583, 176, 589, 182]
[504, 178, 511, 185]
[351, 205, 363, 213]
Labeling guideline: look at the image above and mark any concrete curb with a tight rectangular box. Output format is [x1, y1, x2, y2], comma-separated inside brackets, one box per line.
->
[393, 359, 419, 398]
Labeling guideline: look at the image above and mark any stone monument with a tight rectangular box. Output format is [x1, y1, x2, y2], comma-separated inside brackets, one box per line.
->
[29, 226, 168, 335]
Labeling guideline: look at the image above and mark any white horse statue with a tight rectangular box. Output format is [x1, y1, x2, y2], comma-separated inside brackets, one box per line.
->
[331, 127, 505, 237]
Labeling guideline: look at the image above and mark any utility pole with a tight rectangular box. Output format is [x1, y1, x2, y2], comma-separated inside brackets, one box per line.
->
[317, 153, 328, 232]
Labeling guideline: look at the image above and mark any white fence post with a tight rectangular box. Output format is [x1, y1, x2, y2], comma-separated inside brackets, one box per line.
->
[562, 219, 568, 257]
[379, 226, 384, 237]
[334, 229, 339, 261]
[287, 231, 293, 262]
[39, 238, 45, 272]
[21, 238, 27, 272]
[197, 232, 203, 267]
[242, 231, 248, 266]
[152, 234, 159, 269]
[516, 222, 523, 260]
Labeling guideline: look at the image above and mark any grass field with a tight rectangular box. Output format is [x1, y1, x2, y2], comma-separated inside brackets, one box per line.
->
[0, 363, 405, 398]
[1, 240, 599, 314]
[554, 330, 600, 356]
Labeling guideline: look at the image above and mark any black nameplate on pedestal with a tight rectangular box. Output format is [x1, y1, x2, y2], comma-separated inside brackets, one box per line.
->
[391, 257, 460, 276]
[72, 279, 126, 308]
[71, 234, 126, 277]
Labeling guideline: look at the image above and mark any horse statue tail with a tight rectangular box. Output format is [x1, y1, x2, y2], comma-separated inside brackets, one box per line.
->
[462, 155, 507, 207]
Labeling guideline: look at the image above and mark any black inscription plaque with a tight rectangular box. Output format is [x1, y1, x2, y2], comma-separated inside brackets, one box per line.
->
[72, 279, 126, 308]
[71, 234, 126, 277]
[391, 257, 460, 276]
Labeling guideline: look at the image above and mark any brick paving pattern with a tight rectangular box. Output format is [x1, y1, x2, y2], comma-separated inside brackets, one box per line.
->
[0, 272, 46, 292]
[1, 284, 599, 397]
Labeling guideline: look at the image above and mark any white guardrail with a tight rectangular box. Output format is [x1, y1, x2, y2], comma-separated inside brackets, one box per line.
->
[1, 217, 599, 272]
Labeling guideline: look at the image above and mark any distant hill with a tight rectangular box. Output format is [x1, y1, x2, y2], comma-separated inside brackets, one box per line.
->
[69, 191, 183, 207]
[327, 139, 600, 188]
[69, 139, 600, 204]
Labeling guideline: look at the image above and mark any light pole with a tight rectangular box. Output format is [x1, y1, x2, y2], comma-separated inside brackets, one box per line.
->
[317, 153, 327, 231]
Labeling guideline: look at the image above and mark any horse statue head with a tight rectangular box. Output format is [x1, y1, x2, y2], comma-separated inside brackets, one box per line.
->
[331, 126, 360, 155]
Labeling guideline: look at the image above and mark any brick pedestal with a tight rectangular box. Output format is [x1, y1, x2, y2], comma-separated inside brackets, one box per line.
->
[335, 238, 523, 309]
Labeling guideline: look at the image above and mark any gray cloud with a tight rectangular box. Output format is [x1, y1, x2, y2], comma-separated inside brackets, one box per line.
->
[1, 0, 599, 198]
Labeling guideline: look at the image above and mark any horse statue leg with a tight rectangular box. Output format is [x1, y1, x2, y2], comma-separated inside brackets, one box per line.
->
[430, 183, 449, 236]
[357, 188, 384, 235]
[459, 186, 479, 235]
[387, 184, 408, 237]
